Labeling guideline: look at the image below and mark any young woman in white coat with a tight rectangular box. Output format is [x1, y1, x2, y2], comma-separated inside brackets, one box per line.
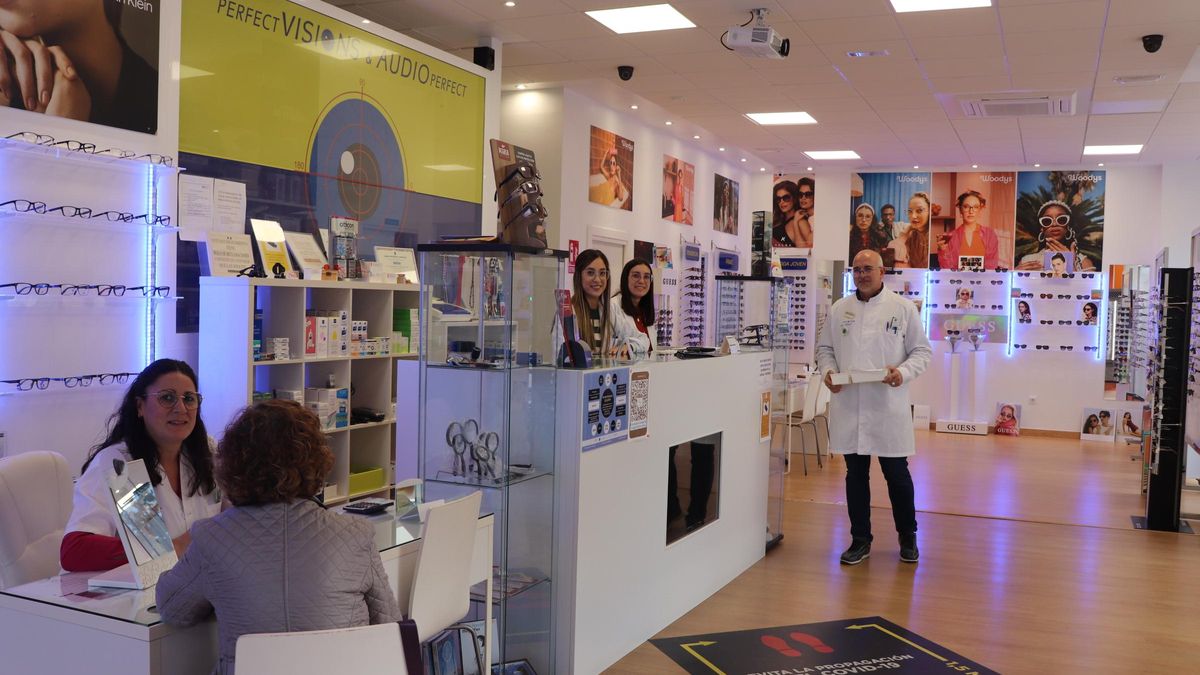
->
[610, 258, 657, 358]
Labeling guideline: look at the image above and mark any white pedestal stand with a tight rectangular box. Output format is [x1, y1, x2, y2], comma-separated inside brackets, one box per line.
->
[935, 348, 989, 435]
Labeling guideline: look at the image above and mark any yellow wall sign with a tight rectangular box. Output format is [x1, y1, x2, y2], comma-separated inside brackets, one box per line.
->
[180, 0, 485, 204]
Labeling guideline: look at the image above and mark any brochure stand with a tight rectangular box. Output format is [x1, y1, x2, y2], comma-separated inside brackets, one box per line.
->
[936, 349, 988, 435]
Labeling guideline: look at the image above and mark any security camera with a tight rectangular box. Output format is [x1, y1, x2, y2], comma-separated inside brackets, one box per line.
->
[1142, 34, 1164, 53]
[617, 65, 634, 81]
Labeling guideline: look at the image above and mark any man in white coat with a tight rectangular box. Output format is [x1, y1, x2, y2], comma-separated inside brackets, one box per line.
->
[816, 250, 932, 565]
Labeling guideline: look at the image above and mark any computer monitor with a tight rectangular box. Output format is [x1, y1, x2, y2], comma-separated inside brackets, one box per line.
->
[87, 458, 178, 590]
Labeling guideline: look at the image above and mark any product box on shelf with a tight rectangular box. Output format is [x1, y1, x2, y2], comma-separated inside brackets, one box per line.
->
[271, 337, 290, 361]
[253, 309, 263, 359]
[273, 388, 302, 402]
[304, 317, 318, 355]
[316, 316, 329, 357]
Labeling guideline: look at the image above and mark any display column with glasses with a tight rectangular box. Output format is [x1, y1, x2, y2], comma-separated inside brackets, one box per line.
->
[679, 247, 708, 347]
[200, 276, 419, 505]
[1143, 267, 1192, 532]
[0, 135, 177, 468]
[411, 243, 565, 674]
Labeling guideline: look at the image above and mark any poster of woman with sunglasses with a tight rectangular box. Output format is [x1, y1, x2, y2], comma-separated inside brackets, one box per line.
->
[771, 174, 814, 248]
[1014, 170, 1104, 271]
[0, 0, 160, 134]
[588, 126, 633, 210]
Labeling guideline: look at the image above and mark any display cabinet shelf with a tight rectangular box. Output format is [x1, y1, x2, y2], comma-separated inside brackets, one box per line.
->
[0, 137, 179, 173]
[413, 243, 566, 675]
[200, 276, 419, 502]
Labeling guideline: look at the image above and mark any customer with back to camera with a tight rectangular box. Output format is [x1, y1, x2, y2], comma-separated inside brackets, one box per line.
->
[155, 400, 400, 675]
[610, 258, 657, 358]
[61, 359, 220, 571]
[817, 249, 932, 565]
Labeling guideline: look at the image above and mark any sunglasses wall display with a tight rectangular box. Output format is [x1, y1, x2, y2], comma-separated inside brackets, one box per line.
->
[679, 257, 707, 348]
[1007, 269, 1104, 356]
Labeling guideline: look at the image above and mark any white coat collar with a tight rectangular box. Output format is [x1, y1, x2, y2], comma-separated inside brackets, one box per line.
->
[856, 285, 890, 304]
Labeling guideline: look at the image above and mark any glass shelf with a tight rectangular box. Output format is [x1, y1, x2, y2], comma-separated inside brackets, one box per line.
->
[0, 210, 178, 235]
[0, 137, 177, 173]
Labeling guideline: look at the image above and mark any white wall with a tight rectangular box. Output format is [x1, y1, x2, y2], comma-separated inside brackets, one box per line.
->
[503, 88, 755, 267]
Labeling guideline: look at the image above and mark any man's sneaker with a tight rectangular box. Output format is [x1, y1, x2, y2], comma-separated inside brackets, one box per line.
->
[839, 539, 871, 565]
[899, 533, 919, 563]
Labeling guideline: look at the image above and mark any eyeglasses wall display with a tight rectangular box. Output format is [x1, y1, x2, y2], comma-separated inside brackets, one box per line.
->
[1142, 267, 1192, 532]
[414, 243, 566, 675]
[1105, 265, 1152, 402]
[679, 252, 707, 347]
[0, 133, 176, 464]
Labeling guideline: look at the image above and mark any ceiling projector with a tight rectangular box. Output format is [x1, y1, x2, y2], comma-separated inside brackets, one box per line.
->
[726, 9, 790, 59]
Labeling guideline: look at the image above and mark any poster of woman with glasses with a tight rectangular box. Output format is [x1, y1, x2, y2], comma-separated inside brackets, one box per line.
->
[1014, 170, 1104, 271]
[0, 0, 160, 134]
[771, 174, 814, 248]
[849, 172, 930, 268]
[994, 403, 1021, 436]
[930, 172, 1016, 271]
[589, 126, 633, 210]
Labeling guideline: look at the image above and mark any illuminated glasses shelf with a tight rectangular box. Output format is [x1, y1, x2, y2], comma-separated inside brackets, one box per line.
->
[0, 295, 179, 307]
[0, 137, 178, 173]
[0, 210, 177, 235]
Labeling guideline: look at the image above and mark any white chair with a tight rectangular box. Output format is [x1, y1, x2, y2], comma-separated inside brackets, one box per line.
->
[408, 491, 484, 665]
[809, 382, 832, 465]
[0, 451, 73, 589]
[235, 623, 409, 674]
[787, 380, 822, 475]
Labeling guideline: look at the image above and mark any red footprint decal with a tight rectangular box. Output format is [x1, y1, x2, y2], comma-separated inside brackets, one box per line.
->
[760, 634, 802, 657]
[790, 631, 834, 654]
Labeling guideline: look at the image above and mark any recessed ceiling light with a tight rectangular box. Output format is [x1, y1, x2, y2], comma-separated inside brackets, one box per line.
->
[746, 112, 817, 126]
[505, 1, 516, 6]
[1034, 163, 1041, 167]
[586, 4, 696, 34]
[1083, 144, 1142, 155]
[806, 166, 813, 171]
[1113, 74, 1164, 85]
[889, 0, 991, 12]
[719, 147, 725, 151]
[362, 19, 371, 24]
[971, 164, 978, 168]
[1098, 162, 1105, 167]
[740, 158, 747, 162]
[760, 167, 766, 172]
[913, 165, 919, 169]
[630, 105, 639, 110]
[693, 135, 701, 139]
[516, 84, 526, 90]
[665, 121, 672, 125]
[847, 50, 890, 58]
[804, 150, 860, 160]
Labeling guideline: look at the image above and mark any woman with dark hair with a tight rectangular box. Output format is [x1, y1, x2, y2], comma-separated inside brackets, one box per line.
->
[0, 0, 158, 133]
[1120, 412, 1139, 436]
[571, 248, 615, 356]
[156, 400, 400, 675]
[937, 190, 999, 271]
[1082, 302, 1098, 326]
[772, 178, 813, 248]
[610, 258, 657, 357]
[1082, 414, 1101, 435]
[1017, 300, 1032, 323]
[1016, 200, 1097, 271]
[61, 359, 219, 571]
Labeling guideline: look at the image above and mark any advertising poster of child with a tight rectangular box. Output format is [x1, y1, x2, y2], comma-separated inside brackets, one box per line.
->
[994, 403, 1021, 436]
[588, 126, 633, 210]
[850, 172, 931, 268]
[714, 174, 739, 235]
[931, 172, 1016, 271]
[662, 155, 694, 224]
[1081, 407, 1116, 442]
[1015, 170, 1104, 271]
[772, 173, 814, 248]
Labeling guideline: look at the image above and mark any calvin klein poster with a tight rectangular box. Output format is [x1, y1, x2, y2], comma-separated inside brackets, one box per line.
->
[0, 0, 160, 134]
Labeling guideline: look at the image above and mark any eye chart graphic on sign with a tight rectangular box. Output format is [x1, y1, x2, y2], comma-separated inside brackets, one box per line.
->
[582, 368, 630, 451]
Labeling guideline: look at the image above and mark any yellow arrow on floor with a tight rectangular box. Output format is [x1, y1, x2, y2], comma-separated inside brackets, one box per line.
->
[846, 624, 947, 662]
[680, 640, 726, 675]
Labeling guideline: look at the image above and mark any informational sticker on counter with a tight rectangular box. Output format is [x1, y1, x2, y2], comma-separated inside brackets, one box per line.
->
[582, 368, 630, 451]
[628, 370, 650, 438]
[760, 391, 772, 442]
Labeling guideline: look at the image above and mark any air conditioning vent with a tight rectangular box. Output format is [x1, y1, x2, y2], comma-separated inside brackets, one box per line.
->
[958, 91, 1077, 118]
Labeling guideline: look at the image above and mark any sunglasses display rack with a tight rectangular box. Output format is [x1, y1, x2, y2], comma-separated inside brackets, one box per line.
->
[493, 160, 547, 246]
[1141, 267, 1192, 531]
[784, 276, 808, 355]
[714, 276, 744, 343]
[680, 257, 707, 347]
[1109, 291, 1138, 384]
[1008, 271, 1103, 354]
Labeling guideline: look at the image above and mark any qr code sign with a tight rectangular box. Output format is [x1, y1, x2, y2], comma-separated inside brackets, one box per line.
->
[628, 371, 650, 438]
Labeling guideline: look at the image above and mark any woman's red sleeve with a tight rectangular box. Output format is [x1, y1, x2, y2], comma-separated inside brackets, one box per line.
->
[60, 531, 128, 572]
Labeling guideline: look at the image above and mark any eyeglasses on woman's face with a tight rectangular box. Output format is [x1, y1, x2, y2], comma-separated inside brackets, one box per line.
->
[582, 267, 609, 280]
[959, 202, 982, 212]
[144, 389, 204, 411]
[775, 192, 792, 204]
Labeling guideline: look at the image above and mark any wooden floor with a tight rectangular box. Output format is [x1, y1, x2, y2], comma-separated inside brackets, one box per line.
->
[605, 431, 1200, 674]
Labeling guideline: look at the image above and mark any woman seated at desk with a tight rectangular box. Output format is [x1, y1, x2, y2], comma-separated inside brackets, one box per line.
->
[60, 359, 220, 571]
[571, 248, 632, 359]
[610, 258, 657, 358]
[156, 400, 400, 675]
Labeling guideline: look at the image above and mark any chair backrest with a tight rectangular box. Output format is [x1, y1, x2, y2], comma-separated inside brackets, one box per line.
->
[235, 623, 408, 675]
[799, 379, 822, 422]
[0, 451, 73, 589]
[814, 380, 832, 416]
[408, 491, 482, 643]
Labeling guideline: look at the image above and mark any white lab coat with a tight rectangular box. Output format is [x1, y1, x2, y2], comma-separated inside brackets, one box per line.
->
[815, 287, 931, 456]
[65, 442, 222, 541]
[609, 296, 657, 357]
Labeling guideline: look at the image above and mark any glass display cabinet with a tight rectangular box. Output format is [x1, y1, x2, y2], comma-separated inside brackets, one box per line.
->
[415, 243, 566, 673]
[712, 274, 789, 549]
